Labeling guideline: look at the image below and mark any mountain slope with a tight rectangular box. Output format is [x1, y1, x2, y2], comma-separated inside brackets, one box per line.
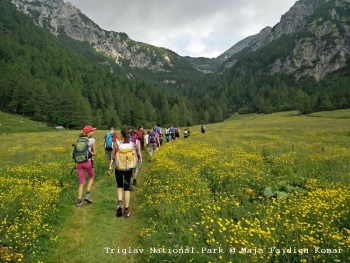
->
[10, 0, 205, 87]
[220, 0, 350, 80]
[179, 0, 350, 117]
[0, 0, 200, 128]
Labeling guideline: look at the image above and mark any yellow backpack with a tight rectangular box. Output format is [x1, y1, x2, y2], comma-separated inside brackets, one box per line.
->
[115, 140, 136, 171]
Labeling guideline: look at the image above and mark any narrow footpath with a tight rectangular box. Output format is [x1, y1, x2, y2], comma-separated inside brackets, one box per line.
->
[41, 156, 149, 263]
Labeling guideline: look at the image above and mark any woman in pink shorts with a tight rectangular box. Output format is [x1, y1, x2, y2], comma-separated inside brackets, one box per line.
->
[76, 125, 97, 208]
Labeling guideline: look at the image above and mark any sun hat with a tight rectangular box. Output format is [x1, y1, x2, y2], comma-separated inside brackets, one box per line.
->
[83, 125, 97, 134]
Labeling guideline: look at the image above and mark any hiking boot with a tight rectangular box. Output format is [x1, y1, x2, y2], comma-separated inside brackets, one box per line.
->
[76, 201, 83, 208]
[132, 179, 137, 185]
[84, 194, 93, 204]
[123, 208, 130, 218]
[116, 201, 123, 217]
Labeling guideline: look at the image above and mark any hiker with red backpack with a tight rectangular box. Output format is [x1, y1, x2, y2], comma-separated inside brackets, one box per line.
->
[135, 125, 145, 151]
[108, 128, 137, 218]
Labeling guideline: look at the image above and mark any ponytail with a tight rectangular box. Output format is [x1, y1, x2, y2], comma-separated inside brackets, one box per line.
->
[121, 128, 130, 143]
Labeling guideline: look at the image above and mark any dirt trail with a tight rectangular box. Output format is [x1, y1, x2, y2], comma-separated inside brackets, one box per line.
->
[43, 161, 148, 263]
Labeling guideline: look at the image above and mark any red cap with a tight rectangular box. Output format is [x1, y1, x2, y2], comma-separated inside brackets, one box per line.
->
[83, 126, 97, 134]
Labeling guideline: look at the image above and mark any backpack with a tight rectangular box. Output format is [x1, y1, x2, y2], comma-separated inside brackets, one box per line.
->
[104, 132, 114, 151]
[149, 131, 157, 143]
[175, 128, 179, 136]
[184, 130, 188, 137]
[115, 140, 136, 171]
[136, 130, 143, 139]
[72, 137, 91, 163]
[129, 136, 140, 158]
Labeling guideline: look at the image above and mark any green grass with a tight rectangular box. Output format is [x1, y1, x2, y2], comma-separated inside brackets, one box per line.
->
[1, 109, 350, 263]
[308, 108, 350, 119]
[0, 111, 53, 133]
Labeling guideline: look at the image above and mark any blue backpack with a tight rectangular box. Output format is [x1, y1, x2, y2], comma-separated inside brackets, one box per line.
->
[104, 132, 114, 151]
[149, 132, 157, 143]
[156, 126, 162, 135]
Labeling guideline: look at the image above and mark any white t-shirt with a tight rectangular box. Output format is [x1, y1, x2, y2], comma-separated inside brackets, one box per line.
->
[88, 138, 95, 160]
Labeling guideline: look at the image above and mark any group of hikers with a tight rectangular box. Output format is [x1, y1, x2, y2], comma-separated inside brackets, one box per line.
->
[71, 123, 198, 218]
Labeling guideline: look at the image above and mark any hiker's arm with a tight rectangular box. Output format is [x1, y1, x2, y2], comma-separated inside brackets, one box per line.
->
[109, 143, 116, 169]
[138, 144, 142, 163]
[91, 143, 96, 156]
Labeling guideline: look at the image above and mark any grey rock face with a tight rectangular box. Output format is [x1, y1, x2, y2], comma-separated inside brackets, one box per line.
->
[224, 0, 350, 80]
[11, 0, 175, 72]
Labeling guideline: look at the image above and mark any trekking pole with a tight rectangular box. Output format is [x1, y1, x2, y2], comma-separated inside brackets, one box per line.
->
[70, 166, 77, 175]
[106, 160, 114, 176]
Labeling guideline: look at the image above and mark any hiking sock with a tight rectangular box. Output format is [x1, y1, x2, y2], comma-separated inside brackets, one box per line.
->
[124, 207, 130, 217]
[86, 191, 90, 195]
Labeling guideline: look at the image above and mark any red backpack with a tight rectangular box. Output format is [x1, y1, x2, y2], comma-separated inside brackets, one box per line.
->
[136, 130, 143, 139]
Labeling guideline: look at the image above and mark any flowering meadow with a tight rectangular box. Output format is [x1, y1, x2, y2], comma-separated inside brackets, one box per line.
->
[1, 110, 350, 263]
[0, 132, 68, 262]
[139, 111, 350, 263]
[0, 130, 105, 262]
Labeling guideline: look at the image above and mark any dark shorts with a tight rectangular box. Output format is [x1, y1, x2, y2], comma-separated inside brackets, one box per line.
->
[115, 169, 133, 191]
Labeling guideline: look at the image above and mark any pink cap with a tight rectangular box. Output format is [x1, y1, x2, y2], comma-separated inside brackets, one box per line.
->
[83, 125, 97, 134]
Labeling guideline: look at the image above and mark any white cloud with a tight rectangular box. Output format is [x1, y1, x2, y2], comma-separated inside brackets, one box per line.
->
[67, 0, 297, 58]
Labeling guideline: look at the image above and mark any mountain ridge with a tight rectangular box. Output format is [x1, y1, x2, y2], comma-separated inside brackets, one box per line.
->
[10, 0, 206, 87]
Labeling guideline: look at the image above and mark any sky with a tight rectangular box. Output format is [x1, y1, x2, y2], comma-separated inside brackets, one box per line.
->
[66, 0, 297, 58]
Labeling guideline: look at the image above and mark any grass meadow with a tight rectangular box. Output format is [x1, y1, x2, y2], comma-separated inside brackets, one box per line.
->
[0, 110, 350, 263]
[138, 110, 350, 263]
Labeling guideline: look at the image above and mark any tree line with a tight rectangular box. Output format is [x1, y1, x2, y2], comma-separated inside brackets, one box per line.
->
[1, 0, 349, 130]
[0, 0, 205, 129]
[182, 30, 350, 115]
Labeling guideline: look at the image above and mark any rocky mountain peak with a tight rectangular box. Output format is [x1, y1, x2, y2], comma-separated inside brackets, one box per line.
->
[223, 0, 350, 81]
[10, 0, 181, 75]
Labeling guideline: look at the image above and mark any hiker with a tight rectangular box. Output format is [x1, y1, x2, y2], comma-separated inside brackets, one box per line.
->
[155, 123, 163, 146]
[75, 125, 97, 208]
[130, 130, 142, 186]
[135, 125, 145, 151]
[103, 126, 118, 163]
[109, 128, 136, 218]
[201, 124, 206, 133]
[184, 128, 188, 139]
[148, 127, 160, 159]
[187, 128, 191, 137]
[145, 130, 150, 152]
[165, 127, 172, 143]
[174, 125, 180, 140]
[169, 125, 175, 141]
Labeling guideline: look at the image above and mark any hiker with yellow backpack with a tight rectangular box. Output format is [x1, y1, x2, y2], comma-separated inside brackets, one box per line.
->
[108, 128, 137, 218]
